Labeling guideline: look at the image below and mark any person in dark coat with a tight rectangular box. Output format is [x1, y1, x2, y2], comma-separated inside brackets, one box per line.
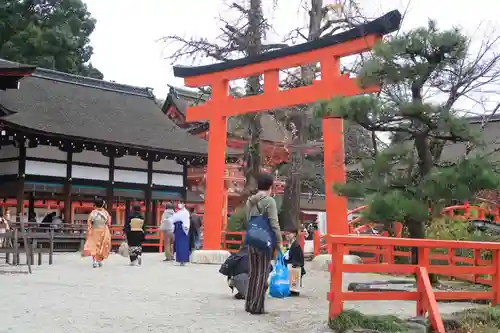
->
[188, 207, 202, 250]
[283, 229, 306, 296]
[39, 212, 57, 231]
[220, 245, 273, 300]
[220, 245, 250, 300]
[123, 204, 146, 266]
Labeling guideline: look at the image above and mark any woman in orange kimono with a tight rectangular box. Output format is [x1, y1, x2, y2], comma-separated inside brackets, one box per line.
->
[83, 198, 112, 268]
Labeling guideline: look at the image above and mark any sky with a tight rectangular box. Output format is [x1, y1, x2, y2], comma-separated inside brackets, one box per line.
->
[83, 0, 499, 100]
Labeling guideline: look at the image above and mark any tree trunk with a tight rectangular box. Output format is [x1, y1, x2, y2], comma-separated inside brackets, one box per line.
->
[407, 218, 426, 264]
[242, 0, 263, 195]
[280, 0, 323, 231]
[407, 218, 438, 284]
[280, 114, 306, 231]
[244, 112, 262, 193]
[409, 134, 438, 284]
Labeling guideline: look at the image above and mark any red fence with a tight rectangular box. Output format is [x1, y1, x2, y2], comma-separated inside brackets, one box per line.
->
[221, 231, 305, 253]
[348, 202, 500, 234]
[311, 203, 500, 267]
[109, 226, 163, 252]
[327, 235, 500, 333]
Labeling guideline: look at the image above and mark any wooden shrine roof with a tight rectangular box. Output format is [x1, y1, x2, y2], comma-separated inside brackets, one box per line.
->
[0, 59, 36, 90]
[163, 87, 292, 144]
[0, 61, 235, 157]
[440, 114, 500, 163]
[0, 59, 36, 73]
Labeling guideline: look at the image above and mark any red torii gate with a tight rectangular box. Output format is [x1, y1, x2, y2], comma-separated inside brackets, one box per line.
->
[174, 10, 402, 250]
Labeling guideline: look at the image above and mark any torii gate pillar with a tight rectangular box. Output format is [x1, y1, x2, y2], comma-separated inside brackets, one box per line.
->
[173, 10, 402, 259]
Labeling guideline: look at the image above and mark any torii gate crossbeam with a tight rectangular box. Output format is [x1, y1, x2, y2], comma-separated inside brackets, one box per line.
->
[174, 10, 402, 250]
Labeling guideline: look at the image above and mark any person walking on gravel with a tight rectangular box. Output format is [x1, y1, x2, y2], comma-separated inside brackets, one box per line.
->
[0, 207, 10, 248]
[244, 173, 282, 315]
[170, 203, 190, 266]
[188, 207, 202, 250]
[83, 198, 112, 268]
[124, 204, 146, 266]
[160, 202, 175, 261]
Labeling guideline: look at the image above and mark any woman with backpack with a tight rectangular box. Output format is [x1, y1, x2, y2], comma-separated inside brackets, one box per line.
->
[244, 173, 282, 315]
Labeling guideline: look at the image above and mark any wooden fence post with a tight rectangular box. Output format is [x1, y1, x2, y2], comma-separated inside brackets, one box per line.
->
[463, 202, 470, 219]
[328, 240, 345, 319]
[493, 249, 500, 305]
[416, 247, 430, 316]
[49, 229, 54, 265]
[473, 249, 481, 284]
[416, 266, 445, 333]
[313, 230, 321, 257]
[159, 231, 164, 253]
[13, 229, 19, 265]
[298, 231, 305, 252]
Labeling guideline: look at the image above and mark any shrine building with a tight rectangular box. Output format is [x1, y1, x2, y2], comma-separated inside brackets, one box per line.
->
[0, 59, 217, 225]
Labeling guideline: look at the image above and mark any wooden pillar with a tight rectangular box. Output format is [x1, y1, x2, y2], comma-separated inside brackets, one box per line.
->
[204, 81, 229, 250]
[16, 142, 26, 220]
[63, 151, 73, 223]
[145, 156, 153, 225]
[322, 117, 348, 235]
[124, 199, 131, 225]
[222, 189, 228, 230]
[182, 164, 188, 202]
[27, 192, 35, 222]
[107, 153, 114, 222]
[152, 200, 158, 225]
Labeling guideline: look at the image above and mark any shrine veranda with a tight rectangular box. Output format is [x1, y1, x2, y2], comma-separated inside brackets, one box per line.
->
[0, 60, 213, 226]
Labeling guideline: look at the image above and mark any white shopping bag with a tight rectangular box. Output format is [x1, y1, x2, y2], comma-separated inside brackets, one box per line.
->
[288, 265, 302, 293]
[118, 242, 129, 257]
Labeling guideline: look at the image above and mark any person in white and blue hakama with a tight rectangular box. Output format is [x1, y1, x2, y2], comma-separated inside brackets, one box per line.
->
[169, 203, 190, 265]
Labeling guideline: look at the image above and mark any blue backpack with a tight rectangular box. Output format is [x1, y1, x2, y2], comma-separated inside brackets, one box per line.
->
[244, 201, 275, 252]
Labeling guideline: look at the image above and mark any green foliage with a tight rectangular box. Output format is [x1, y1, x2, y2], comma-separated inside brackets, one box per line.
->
[426, 217, 476, 241]
[448, 306, 500, 333]
[359, 20, 468, 89]
[315, 21, 500, 234]
[335, 153, 500, 226]
[365, 191, 430, 224]
[421, 158, 500, 212]
[227, 206, 246, 232]
[427, 217, 500, 259]
[0, 0, 103, 78]
[328, 309, 411, 333]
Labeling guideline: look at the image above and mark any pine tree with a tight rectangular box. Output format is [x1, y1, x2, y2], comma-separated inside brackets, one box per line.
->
[316, 21, 500, 253]
[0, 0, 103, 78]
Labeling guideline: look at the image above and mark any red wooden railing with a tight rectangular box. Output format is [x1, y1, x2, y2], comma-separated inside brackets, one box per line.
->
[327, 235, 500, 333]
[347, 202, 500, 234]
[109, 226, 163, 252]
[221, 231, 305, 253]
[311, 203, 500, 265]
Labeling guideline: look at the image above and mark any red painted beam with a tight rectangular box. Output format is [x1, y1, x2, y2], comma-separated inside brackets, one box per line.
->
[186, 77, 379, 122]
[183, 35, 379, 87]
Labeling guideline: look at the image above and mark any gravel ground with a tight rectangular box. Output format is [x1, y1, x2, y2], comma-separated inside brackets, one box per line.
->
[0, 253, 480, 333]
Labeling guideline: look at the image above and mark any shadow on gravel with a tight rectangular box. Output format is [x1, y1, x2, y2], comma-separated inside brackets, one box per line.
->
[0, 270, 30, 275]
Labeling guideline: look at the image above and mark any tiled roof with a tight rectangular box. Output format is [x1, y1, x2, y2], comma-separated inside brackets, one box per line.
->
[0, 62, 221, 157]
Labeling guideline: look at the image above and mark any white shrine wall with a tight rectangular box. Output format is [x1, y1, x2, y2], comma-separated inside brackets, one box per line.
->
[13, 146, 186, 188]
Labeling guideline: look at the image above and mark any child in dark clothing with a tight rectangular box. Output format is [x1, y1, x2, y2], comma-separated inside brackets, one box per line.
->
[283, 229, 306, 296]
